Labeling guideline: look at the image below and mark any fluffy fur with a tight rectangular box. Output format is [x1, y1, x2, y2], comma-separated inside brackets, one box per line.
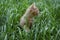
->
[20, 3, 39, 32]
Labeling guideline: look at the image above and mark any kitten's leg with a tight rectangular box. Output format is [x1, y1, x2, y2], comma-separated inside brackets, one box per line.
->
[23, 25, 30, 32]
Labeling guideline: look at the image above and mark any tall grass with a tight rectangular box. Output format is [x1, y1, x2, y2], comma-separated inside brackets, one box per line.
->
[0, 0, 60, 40]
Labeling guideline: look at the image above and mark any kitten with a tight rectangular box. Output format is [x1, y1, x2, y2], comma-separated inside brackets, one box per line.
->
[20, 3, 39, 32]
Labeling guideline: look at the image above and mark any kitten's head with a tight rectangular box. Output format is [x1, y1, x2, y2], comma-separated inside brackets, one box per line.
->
[30, 3, 39, 16]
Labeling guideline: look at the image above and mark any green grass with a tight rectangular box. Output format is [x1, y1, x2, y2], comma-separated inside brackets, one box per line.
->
[0, 0, 60, 40]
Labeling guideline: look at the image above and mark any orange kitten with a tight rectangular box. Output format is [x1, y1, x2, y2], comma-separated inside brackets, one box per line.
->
[20, 3, 39, 32]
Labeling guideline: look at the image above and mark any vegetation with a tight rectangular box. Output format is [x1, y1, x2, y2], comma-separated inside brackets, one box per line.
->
[0, 0, 60, 40]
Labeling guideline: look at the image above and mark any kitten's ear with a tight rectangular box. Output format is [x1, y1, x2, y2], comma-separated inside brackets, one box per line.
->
[32, 2, 35, 6]
[31, 2, 35, 8]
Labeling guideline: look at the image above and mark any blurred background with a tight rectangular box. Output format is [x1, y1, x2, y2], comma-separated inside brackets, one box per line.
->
[0, 0, 60, 40]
